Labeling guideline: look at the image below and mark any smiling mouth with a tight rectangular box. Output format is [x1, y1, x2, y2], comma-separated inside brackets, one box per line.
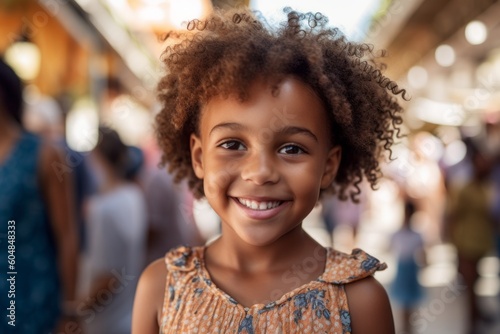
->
[236, 198, 283, 211]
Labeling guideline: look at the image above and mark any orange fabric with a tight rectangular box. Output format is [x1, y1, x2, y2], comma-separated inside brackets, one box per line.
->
[160, 246, 386, 333]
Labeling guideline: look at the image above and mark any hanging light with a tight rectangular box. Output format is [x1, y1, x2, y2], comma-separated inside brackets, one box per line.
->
[4, 32, 41, 81]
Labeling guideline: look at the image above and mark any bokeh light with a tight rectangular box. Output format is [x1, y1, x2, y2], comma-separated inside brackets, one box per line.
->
[435, 44, 456, 67]
[465, 20, 487, 45]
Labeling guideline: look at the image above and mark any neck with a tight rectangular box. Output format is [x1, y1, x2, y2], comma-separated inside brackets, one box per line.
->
[209, 224, 322, 274]
[0, 118, 21, 140]
[0, 120, 23, 163]
[100, 168, 127, 193]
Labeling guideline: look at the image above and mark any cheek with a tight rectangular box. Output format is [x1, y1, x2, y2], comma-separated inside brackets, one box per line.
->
[203, 161, 236, 200]
[293, 172, 323, 198]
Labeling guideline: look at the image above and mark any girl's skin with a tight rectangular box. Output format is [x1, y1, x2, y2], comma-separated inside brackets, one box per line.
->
[132, 76, 394, 333]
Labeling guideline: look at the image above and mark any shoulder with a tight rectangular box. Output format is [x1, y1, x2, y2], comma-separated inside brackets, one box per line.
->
[38, 139, 65, 179]
[123, 183, 145, 197]
[345, 276, 395, 334]
[113, 184, 147, 211]
[322, 248, 387, 284]
[132, 258, 168, 333]
[134, 245, 202, 309]
[138, 258, 168, 300]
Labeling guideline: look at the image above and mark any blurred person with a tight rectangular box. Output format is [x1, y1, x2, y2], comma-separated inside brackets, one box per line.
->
[445, 142, 496, 333]
[321, 187, 366, 251]
[0, 58, 80, 332]
[389, 198, 425, 334]
[125, 145, 146, 184]
[493, 155, 500, 262]
[485, 121, 500, 261]
[143, 167, 205, 264]
[139, 133, 205, 263]
[23, 92, 97, 252]
[80, 126, 147, 334]
[405, 132, 447, 246]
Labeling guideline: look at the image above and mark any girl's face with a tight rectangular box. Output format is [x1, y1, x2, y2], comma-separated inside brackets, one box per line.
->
[190, 76, 341, 246]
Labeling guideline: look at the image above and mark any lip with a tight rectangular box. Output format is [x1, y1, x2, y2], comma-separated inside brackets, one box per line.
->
[231, 197, 291, 220]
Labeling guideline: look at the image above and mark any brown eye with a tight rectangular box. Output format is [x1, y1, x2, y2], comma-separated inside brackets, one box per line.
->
[278, 145, 304, 155]
[220, 141, 245, 150]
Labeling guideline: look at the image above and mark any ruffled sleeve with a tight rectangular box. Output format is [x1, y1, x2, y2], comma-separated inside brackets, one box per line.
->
[320, 248, 387, 284]
[164, 246, 201, 272]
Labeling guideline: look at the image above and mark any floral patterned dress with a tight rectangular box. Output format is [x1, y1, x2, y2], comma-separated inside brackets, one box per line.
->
[160, 246, 386, 333]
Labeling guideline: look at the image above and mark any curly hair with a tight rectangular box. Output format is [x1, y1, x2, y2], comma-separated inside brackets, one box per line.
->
[156, 7, 406, 201]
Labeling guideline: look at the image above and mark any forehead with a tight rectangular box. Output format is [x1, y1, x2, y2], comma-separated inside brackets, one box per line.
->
[199, 76, 331, 140]
[202, 76, 326, 119]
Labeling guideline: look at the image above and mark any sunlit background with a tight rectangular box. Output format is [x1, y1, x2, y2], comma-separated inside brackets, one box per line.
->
[1, 0, 499, 333]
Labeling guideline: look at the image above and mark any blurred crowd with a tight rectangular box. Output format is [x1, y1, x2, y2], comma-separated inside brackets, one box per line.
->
[1, 53, 500, 334]
[321, 125, 500, 333]
[0, 58, 204, 334]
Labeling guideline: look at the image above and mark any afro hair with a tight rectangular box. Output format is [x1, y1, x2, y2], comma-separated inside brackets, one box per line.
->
[155, 7, 406, 201]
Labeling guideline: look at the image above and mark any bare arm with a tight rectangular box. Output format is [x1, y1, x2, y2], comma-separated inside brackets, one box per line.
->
[345, 276, 395, 334]
[40, 143, 79, 305]
[132, 258, 167, 334]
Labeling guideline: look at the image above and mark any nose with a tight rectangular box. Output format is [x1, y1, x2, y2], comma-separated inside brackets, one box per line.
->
[241, 150, 280, 185]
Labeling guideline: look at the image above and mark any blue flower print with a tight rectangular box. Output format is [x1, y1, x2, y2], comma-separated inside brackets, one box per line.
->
[238, 314, 254, 334]
[340, 309, 351, 333]
[258, 302, 276, 314]
[292, 289, 330, 324]
[169, 284, 182, 310]
[293, 309, 303, 324]
[173, 248, 192, 267]
[168, 285, 175, 302]
[228, 296, 239, 304]
[360, 255, 379, 271]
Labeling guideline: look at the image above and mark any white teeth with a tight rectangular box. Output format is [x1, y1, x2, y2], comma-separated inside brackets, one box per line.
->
[237, 198, 281, 211]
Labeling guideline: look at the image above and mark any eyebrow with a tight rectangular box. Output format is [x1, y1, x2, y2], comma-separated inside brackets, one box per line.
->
[277, 126, 318, 142]
[209, 122, 246, 136]
[209, 122, 318, 142]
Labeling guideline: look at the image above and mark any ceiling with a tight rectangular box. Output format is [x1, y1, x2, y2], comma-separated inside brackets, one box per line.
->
[375, 0, 500, 80]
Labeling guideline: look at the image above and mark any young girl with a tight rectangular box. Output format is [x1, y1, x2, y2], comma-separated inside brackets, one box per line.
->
[133, 7, 405, 334]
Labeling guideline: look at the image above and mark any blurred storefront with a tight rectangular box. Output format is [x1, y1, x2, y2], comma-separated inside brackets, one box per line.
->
[1, 0, 166, 150]
[365, 0, 500, 241]
[2, 0, 497, 147]
[370, 0, 500, 172]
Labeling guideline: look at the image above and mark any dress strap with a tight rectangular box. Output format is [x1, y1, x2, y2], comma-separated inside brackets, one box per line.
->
[320, 248, 387, 284]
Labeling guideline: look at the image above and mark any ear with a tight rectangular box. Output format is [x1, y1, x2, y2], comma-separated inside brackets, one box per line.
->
[190, 133, 204, 179]
[320, 145, 341, 189]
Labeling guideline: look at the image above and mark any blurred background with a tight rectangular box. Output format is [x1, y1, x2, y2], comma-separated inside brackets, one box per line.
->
[1, 0, 499, 333]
